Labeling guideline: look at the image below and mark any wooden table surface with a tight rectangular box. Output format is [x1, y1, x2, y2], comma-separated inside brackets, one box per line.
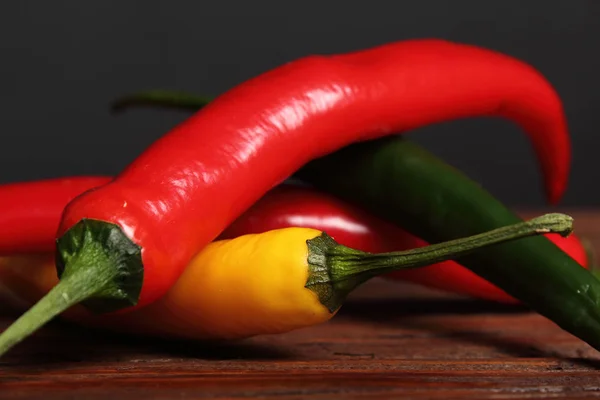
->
[1, 210, 600, 399]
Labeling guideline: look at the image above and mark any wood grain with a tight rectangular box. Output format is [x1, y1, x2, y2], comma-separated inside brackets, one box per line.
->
[1, 210, 600, 399]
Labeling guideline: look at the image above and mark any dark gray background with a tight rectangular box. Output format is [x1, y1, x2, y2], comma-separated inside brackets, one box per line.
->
[1, 1, 598, 207]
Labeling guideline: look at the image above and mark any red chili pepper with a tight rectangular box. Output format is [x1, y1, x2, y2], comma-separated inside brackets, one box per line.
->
[0, 177, 586, 304]
[0, 39, 571, 355]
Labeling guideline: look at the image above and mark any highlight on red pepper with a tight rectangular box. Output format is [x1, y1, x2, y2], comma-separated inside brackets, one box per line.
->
[0, 39, 572, 356]
[0, 177, 588, 305]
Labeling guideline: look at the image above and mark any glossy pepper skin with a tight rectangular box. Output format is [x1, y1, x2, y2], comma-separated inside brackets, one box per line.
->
[0, 215, 572, 343]
[53, 39, 570, 316]
[295, 136, 600, 352]
[0, 178, 586, 304]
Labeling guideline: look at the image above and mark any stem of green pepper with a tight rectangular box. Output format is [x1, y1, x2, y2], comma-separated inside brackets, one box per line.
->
[110, 90, 212, 114]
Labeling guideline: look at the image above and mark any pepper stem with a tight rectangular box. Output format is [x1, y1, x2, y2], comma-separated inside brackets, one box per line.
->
[110, 90, 212, 114]
[0, 218, 143, 357]
[0, 265, 111, 356]
[306, 213, 574, 312]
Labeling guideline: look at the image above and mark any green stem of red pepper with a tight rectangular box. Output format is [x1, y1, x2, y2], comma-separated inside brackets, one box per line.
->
[0, 219, 142, 356]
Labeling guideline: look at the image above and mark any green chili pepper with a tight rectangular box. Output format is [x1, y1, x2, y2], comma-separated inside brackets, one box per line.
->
[296, 136, 600, 352]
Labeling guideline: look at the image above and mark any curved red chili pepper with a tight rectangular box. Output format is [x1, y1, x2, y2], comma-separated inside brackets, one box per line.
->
[0, 177, 585, 304]
[52, 39, 570, 314]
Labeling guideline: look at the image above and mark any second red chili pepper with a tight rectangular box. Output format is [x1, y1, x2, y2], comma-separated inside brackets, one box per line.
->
[0, 177, 586, 304]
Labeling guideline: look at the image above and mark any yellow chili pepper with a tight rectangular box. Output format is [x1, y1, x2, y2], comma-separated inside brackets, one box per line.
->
[0, 214, 572, 350]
